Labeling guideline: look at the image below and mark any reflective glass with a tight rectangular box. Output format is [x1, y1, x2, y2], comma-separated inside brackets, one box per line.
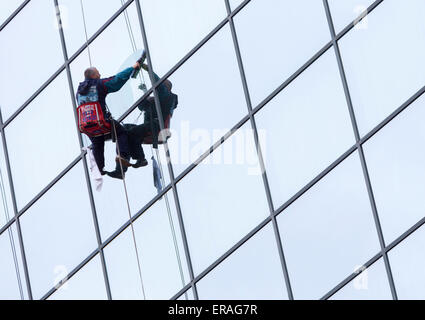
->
[49, 255, 107, 300]
[339, 0, 425, 136]
[58, 0, 122, 57]
[330, 259, 392, 300]
[104, 191, 190, 300]
[328, 0, 374, 33]
[255, 49, 354, 209]
[166, 25, 247, 175]
[140, 0, 227, 76]
[389, 225, 425, 300]
[5, 72, 81, 210]
[0, 224, 28, 300]
[197, 223, 288, 300]
[177, 123, 269, 275]
[20, 162, 98, 299]
[0, 0, 25, 25]
[363, 95, 425, 244]
[233, 0, 330, 106]
[278, 152, 380, 299]
[0, 0, 64, 120]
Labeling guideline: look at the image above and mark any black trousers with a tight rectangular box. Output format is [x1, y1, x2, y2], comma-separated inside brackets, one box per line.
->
[125, 123, 151, 161]
[89, 121, 130, 171]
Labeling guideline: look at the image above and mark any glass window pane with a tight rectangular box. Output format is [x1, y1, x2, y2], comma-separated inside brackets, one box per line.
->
[278, 152, 381, 299]
[49, 255, 107, 300]
[58, 0, 122, 57]
[0, 0, 64, 120]
[330, 259, 392, 300]
[389, 225, 425, 300]
[0, 0, 25, 25]
[104, 191, 190, 300]
[20, 162, 98, 299]
[141, 0, 227, 76]
[363, 95, 425, 243]
[166, 25, 247, 176]
[5, 72, 81, 210]
[339, 0, 425, 136]
[233, 0, 330, 106]
[255, 49, 354, 209]
[328, 0, 374, 33]
[0, 224, 28, 300]
[177, 123, 269, 275]
[197, 223, 288, 300]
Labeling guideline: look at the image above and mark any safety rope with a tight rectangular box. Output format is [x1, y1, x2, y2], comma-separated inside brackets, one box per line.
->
[111, 121, 147, 300]
[0, 165, 24, 300]
[120, 0, 188, 297]
[79, 0, 147, 299]
[79, 0, 92, 67]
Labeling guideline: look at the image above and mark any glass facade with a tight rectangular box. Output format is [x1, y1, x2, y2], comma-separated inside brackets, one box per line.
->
[0, 0, 424, 300]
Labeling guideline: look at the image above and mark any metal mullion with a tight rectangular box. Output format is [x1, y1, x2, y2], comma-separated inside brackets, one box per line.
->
[322, 0, 398, 300]
[0, 154, 82, 240]
[0, 0, 31, 32]
[325, 207, 425, 300]
[224, 0, 293, 300]
[0, 111, 33, 299]
[321, 251, 383, 300]
[3, 65, 66, 129]
[171, 216, 272, 300]
[148, 0, 252, 89]
[359, 85, 425, 146]
[53, 0, 112, 300]
[41, 248, 99, 300]
[134, 0, 199, 300]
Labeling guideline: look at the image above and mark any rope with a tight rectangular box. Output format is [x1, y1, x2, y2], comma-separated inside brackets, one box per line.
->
[0, 165, 24, 300]
[120, 1, 188, 297]
[79, 0, 92, 67]
[120, 0, 147, 89]
[111, 121, 147, 300]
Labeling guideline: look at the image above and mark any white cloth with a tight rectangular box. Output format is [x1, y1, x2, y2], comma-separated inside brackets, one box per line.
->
[83, 146, 103, 192]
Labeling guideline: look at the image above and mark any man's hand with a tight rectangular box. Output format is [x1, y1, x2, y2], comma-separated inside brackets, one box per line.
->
[133, 62, 141, 69]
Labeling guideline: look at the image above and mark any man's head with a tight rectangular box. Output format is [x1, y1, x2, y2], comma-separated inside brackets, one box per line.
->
[164, 79, 172, 91]
[84, 67, 101, 80]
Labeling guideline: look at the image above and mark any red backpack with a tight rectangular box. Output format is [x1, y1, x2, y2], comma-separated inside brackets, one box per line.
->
[77, 102, 111, 138]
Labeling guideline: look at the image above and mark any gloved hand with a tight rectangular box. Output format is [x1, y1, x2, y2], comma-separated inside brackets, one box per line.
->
[133, 61, 141, 70]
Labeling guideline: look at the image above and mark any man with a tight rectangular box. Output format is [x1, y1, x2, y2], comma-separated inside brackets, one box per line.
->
[125, 63, 177, 163]
[76, 61, 140, 179]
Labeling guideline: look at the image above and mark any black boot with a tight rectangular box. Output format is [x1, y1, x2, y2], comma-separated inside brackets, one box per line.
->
[107, 163, 128, 180]
[132, 158, 148, 168]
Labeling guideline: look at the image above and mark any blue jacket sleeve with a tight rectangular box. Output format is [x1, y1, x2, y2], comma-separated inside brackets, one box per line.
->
[102, 67, 134, 93]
